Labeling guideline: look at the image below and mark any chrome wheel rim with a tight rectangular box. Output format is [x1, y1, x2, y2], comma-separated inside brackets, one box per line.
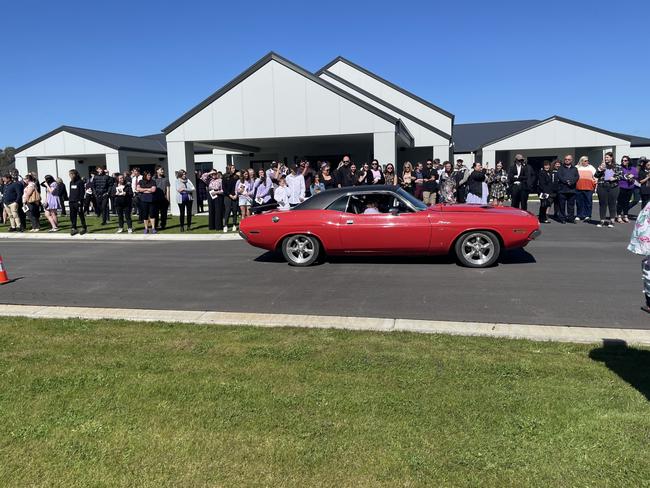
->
[286, 235, 315, 264]
[461, 233, 494, 266]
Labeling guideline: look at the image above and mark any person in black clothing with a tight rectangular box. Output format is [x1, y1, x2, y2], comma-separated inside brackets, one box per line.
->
[68, 169, 87, 235]
[638, 158, 650, 209]
[2, 174, 23, 231]
[453, 159, 470, 203]
[110, 174, 134, 233]
[336, 155, 355, 188]
[537, 161, 555, 223]
[507, 154, 535, 211]
[222, 166, 239, 231]
[91, 167, 113, 225]
[422, 160, 439, 205]
[556, 154, 579, 223]
[56, 177, 68, 215]
[154, 165, 170, 230]
[466, 162, 487, 204]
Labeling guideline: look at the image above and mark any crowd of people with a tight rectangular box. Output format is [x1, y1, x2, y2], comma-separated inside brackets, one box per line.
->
[2, 152, 649, 234]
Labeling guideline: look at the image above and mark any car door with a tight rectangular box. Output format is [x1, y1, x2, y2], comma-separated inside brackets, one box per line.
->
[338, 192, 431, 253]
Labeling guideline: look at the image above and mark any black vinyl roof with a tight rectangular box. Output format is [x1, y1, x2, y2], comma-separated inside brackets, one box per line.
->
[17, 126, 168, 155]
[295, 184, 401, 210]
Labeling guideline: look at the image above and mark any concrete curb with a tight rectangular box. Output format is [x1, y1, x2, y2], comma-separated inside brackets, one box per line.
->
[0, 233, 242, 241]
[0, 304, 648, 345]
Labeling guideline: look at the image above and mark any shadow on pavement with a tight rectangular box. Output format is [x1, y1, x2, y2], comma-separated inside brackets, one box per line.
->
[589, 339, 650, 401]
[254, 249, 535, 266]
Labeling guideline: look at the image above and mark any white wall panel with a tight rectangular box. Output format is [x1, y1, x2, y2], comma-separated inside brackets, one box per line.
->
[167, 59, 395, 145]
[17, 131, 113, 158]
[484, 119, 630, 151]
[320, 73, 448, 148]
[326, 61, 453, 135]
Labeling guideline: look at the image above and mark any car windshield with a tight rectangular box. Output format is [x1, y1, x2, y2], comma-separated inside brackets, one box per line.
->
[396, 187, 428, 211]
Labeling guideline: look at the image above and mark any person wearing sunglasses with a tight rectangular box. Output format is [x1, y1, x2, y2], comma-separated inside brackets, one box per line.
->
[507, 154, 535, 211]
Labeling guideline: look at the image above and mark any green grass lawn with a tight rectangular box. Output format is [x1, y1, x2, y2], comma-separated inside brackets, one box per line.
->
[1, 213, 235, 234]
[1, 317, 649, 487]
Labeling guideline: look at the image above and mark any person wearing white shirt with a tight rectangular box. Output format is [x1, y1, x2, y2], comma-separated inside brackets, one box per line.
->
[285, 165, 306, 207]
[274, 176, 291, 211]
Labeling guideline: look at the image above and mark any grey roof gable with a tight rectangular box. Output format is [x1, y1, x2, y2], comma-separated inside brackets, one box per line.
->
[452, 120, 540, 153]
[17, 126, 167, 155]
[316, 56, 454, 121]
[162, 52, 405, 135]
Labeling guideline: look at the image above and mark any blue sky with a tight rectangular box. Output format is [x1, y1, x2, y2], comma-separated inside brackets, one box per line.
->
[2, 0, 649, 148]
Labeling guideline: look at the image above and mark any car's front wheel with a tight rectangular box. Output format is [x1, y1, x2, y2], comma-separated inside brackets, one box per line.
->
[281, 234, 320, 267]
[455, 231, 500, 268]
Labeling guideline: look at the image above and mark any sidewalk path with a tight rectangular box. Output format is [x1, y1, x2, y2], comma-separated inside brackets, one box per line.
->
[1, 304, 648, 345]
[0, 232, 242, 241]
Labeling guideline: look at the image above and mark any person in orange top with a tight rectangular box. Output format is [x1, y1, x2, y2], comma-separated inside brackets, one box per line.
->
[575, 156, 597, 222]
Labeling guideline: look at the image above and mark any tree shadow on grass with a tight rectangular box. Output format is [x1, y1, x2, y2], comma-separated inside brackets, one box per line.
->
[589, 339, 650, 401]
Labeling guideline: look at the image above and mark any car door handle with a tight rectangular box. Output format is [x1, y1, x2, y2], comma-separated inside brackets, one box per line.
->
[346, 219, 354, 225]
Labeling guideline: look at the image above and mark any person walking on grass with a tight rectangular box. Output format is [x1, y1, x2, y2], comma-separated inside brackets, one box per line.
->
[175, 169, 195, 232]
[68, 170, 87, 236]
[42, 175, 60, 232]
[21, 174, 41, 232]
[2, 174, 23, 232]
[111, 174, 134, 234]
[628, 200, 650, 313]
[137, 171, 157, 234]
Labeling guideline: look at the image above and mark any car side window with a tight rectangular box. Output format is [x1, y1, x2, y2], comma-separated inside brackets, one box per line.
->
[326, 196, 349, 213]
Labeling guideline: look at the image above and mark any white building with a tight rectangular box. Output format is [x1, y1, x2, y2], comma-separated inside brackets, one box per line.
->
[13, 51, 650, 214]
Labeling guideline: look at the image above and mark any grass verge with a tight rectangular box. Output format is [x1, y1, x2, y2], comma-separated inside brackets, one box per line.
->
[0, 317, 648, 487]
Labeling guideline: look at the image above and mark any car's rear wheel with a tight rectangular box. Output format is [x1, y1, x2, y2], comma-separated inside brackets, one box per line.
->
[281, 234, 320, 267]
[455, 231, 500, 268]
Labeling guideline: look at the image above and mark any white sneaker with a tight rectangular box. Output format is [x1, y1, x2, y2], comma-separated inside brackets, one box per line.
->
[231, 226, 237, 232]
[127, 228, 133, 234]
[117, 228, 124, 234]
[607, 222, 614, 228]
[597, 221, 604, 228]
[574, 217, 580, 222]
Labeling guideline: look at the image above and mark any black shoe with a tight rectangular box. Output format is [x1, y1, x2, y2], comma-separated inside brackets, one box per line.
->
[186, 225, 192, 231]
[70, 229, 78, 236]
[80, 228, 87, 235]
[642, 306, 650, 314]
[559, 220, 566, 224]
[180, 226, 184, 232]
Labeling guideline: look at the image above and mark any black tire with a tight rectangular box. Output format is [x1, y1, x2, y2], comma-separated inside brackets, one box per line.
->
[454, 231, 500, 268]
[281, 234, 320, 267]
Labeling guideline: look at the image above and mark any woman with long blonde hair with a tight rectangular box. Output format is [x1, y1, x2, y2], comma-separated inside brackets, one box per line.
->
[401, 162, 415, 195]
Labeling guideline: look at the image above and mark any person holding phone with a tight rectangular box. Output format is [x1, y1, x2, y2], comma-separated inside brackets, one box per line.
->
[595, 152, 622, 228]
[137, 170, 158, 234]
[174, 170, 195, 232]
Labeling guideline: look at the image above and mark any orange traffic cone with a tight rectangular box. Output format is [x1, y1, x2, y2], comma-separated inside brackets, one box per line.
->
[0, 256, 11, 284]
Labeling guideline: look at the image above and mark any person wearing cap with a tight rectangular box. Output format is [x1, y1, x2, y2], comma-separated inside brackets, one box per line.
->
[507, 154, 535, 211]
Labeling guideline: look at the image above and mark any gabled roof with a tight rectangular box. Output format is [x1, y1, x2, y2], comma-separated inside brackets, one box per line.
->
[316, 56, 454, 120]
[17, 126, 167, 154]
[452, 120, 540, 153]
[162, 52, 405, 136]
[453, 116, 644, 152]
[319, 69, 451, 140]
[613, 132, 650, 147]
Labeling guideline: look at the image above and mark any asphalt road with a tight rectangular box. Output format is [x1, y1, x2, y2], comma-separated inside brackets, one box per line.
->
[0, 220, 645, 329]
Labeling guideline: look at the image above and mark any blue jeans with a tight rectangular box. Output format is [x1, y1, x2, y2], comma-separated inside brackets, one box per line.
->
[576, 190, 593, 219]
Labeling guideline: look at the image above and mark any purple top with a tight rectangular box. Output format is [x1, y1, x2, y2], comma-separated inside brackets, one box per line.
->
[201, 173, 223, 192]
[47, 182, 61, 210]
[619, 166, 639, 190]
[253, 176, 273, 203]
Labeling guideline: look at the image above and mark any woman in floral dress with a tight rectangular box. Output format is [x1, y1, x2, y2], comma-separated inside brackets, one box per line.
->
[438, 161, 457, 204]
[488, 161, 508, 206]
[628, 201, 650, 313]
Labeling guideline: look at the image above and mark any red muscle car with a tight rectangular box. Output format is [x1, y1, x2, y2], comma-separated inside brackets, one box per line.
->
[239, 185, 540, 268]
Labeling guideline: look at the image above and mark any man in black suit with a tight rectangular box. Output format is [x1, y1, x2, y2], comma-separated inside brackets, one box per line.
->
[507, 154, 534, 211]
[556, 154, 579, 223]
